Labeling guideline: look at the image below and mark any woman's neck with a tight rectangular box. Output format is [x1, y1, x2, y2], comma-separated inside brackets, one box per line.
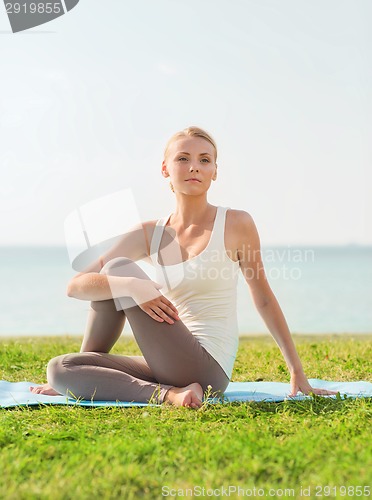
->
[170, 196, 216, 228]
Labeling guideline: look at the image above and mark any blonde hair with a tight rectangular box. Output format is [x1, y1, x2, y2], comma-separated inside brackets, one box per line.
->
[163, 126, 217, 162]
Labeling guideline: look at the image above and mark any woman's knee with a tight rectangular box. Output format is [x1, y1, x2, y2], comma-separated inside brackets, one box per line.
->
[101, 257, 149, 280]
[47, 353, 77, 392]
[47, 354, 66, 389]
[100, 257, 133, 274]
[201, 376, 229, 396]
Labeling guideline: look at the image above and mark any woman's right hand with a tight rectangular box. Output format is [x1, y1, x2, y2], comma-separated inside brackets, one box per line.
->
[131, 277, 180, 324]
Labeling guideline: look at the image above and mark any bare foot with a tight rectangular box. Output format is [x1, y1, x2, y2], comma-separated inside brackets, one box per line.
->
[164, 382, 203, 409]
[29, 383, 61, 396]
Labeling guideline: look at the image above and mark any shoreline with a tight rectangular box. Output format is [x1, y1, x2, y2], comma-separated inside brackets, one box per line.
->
[239, 332, 372, 343]
[0, 332, 371, 342]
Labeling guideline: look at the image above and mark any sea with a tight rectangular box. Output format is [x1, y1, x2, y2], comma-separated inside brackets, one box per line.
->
[0, 245, 371, 338]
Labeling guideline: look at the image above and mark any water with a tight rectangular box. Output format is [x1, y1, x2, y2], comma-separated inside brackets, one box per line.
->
[0, 245, 371, 337]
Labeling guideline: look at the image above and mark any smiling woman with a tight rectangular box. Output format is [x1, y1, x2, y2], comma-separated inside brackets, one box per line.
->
[30, 125, 338, 406]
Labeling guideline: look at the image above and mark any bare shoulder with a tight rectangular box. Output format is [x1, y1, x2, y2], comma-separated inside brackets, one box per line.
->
[141, 219, 160, 256]
[226, 209, 256, 236]
[141, 219, 158, 236]
[224, 209, 258, 260]
[141, 219, 158, 230]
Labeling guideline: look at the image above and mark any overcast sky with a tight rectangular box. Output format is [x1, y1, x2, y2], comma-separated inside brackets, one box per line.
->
[1, 0, 371, 248]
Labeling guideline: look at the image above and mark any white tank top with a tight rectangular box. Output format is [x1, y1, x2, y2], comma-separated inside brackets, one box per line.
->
[150, 206, 240, 379]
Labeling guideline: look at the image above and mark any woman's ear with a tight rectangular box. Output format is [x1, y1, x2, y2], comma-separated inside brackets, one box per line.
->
[161, 160, 169, 178]
[212, 164, 218, 181]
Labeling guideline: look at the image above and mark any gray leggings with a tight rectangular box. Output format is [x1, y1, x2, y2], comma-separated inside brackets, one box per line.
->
[47, 258, 230, 404]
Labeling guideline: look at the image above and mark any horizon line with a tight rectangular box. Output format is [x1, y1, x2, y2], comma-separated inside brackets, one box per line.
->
[0, 243, 371, 248]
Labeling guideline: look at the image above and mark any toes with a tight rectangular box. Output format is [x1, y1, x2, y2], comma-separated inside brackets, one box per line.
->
[30, 386, 47, 395]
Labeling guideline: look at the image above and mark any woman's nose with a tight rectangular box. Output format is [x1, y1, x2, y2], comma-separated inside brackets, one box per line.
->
[189, 164, 199, 172]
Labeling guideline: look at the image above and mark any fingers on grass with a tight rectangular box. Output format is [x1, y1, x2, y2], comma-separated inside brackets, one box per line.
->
[315, 388, 337, 395]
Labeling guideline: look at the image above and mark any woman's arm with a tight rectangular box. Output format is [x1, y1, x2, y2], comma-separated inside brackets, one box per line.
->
[66, 221, 152, 301]
[234, 210, 337, 397]
[67, 272, 135, 301]
[66, 221, 179, 323]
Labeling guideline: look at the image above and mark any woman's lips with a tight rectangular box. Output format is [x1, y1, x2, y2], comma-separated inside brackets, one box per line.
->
[185, 179, 201, 182]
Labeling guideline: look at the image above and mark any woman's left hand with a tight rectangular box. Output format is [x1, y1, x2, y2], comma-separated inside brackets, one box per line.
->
[289, 371, 339, 397]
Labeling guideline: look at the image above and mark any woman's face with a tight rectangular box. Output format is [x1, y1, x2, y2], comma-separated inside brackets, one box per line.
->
[162, 136, 217, 194]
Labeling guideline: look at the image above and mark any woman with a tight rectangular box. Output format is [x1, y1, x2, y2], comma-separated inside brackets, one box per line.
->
[30, 126, 337, 408]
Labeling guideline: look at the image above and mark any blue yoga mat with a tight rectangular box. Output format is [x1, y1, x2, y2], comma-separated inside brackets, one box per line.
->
[1, 379, 371, 408]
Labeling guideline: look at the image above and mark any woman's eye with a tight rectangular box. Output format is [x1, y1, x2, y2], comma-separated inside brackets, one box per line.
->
[177, 157, 209, 163]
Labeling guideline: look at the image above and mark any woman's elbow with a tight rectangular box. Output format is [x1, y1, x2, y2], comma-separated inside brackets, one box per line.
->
[66, 281, 75, 297]
[250, 282, 275, 309]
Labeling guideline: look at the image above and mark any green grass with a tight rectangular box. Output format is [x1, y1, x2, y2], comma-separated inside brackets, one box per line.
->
[1, 334, 371, 499]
